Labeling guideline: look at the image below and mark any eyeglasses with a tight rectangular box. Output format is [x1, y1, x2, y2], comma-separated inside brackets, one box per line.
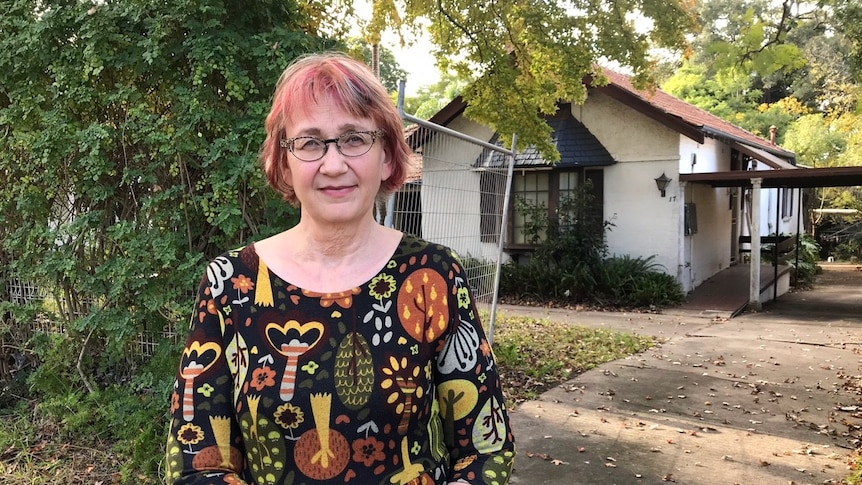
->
[279, 130, 384, 162]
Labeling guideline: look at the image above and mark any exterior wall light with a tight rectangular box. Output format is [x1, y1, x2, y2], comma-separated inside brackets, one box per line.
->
[654, 172, 671, 197]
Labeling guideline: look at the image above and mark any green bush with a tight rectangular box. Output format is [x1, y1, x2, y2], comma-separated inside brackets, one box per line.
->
[834, 239, 862, 263]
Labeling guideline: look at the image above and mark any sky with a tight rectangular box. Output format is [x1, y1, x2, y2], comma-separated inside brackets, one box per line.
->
[352, 1, 441, 96]
[384, 33, 441, 96]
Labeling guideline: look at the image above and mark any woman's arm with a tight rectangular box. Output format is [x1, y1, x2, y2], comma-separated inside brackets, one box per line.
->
[435, 249, 516, 484]
[164, 272, 249, 485]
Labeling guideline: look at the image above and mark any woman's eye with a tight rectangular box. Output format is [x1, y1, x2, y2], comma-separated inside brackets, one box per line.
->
[295, 138, 323, 150]
[342, 134, 367, 146]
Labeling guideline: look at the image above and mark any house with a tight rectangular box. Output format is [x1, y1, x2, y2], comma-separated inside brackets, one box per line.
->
[399, 67, 815, 310]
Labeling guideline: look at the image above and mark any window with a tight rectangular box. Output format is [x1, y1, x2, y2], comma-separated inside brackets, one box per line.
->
[512, 171, 550, 245]
[507, 168, 604, 247]
[479, 171, 506, 242]
[781, 188, 794, 219]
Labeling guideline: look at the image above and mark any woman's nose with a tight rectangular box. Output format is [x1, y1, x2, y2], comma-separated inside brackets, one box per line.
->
[318, 146, 349, 174]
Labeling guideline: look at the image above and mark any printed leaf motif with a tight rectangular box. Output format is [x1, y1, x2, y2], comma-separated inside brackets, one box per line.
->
[206, 256, 234, 298]
[472, 396, 507, 454]
[437, 317, 481, 374]
[226, 332, 249, 406]
[334, 333, 374, 409]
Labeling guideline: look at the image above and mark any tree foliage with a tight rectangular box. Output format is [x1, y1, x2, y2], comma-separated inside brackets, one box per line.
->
[403, 71, 468, 120]
[366, 0, 697, 160]
[0, 0, 333, 391]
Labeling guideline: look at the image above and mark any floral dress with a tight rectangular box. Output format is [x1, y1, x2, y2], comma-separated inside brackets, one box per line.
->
[165, 234, 515, 485]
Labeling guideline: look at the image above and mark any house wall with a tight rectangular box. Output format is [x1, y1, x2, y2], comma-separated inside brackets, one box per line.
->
[417, 117, 503, 263]
[680, 138, 734, 290]
[570, 96, 684, 287]
[759, 187, 802, 236]
[570, 96, 742, 293]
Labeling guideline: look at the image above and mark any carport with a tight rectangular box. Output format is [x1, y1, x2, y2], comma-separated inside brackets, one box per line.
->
[680, 165, 862, 310]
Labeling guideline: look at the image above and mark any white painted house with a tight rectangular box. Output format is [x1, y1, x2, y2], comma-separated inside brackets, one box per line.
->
[402, 68, 803, 306]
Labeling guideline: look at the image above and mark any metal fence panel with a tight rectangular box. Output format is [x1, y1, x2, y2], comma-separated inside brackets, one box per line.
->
[392, 91, 516, 343]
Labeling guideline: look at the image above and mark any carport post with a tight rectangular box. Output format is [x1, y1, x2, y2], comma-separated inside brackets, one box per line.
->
[749, 178, 763, 311]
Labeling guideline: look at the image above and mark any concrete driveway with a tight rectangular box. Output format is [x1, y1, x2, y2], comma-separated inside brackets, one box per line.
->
[500, 264, 862, 485]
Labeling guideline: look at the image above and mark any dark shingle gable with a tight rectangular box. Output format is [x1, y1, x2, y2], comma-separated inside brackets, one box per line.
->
[476, 107, 615, 168]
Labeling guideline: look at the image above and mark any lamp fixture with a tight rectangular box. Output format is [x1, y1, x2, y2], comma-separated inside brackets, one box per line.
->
[654, 172, 671, 197]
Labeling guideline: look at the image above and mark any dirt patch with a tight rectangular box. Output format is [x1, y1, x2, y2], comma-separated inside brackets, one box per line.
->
[817, 263, 862, 285]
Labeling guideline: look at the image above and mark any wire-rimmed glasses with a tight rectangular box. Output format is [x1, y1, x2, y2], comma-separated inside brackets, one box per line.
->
[280, 130, 384, 162]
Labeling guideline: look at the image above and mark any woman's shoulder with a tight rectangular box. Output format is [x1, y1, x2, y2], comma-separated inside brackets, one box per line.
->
[395, 234, 462, 264]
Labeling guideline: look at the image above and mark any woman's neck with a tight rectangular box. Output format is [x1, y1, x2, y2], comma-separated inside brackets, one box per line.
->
[291, 217, 382, 261]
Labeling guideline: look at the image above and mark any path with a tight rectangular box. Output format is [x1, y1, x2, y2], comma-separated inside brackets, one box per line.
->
[501, 264, 862, 484]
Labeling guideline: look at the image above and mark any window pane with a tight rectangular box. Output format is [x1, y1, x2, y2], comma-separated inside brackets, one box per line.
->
[512, 171, 550, 245]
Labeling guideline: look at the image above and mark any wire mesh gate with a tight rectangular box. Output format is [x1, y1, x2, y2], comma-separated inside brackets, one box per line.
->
[387, 87, 517, 344]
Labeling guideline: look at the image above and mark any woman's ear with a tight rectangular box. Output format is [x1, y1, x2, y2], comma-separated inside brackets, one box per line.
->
[381, 152, 394, 182]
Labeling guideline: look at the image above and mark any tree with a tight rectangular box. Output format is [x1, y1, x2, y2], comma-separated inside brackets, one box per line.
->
[345, 38, 409, 93]
[363, 0, 697, 160]
[0, 0, 332, 392]
[403, 71, 469, 120]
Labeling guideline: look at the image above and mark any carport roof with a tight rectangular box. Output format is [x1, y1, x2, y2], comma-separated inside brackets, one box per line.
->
[680, 165, 862, 188]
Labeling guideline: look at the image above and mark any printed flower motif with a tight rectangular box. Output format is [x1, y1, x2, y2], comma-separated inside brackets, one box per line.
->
[352, 436, 385, 466]
[197, 383, 214, 397]
[301, 361, 319, 375]
[224, 476, 244, 485]
[274, 402, 305, 430]
[250, 366, 276, 391]
[177, 423, 205, 446]
[231, 274, 255, 294]
[457, 287, 471, 309]
[480, 339, 492, 357]
[170, 391, 180, 414]
[369, 273, 397, 300]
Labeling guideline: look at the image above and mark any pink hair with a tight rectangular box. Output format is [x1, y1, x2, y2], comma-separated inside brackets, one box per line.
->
[260, 51, 412, 206]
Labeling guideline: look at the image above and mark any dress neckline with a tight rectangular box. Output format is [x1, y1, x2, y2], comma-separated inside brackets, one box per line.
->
[248, 232, 408, 294]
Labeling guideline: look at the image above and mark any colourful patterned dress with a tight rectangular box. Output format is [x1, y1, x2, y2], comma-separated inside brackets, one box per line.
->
[165, 234, 515, 484]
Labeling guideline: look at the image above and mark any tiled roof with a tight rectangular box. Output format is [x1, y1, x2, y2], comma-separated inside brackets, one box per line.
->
[408, 67, 797, 167]
[599, 69, 795, 161]
[402, 124, 423, 182]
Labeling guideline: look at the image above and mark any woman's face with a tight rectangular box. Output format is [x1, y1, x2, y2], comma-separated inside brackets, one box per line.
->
[283, 97, 392, 227]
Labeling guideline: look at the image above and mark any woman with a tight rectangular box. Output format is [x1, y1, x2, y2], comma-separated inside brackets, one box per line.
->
[165, 51, 515, 485]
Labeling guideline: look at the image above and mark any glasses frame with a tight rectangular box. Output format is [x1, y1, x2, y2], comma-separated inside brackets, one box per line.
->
[279, 130, 385, 162]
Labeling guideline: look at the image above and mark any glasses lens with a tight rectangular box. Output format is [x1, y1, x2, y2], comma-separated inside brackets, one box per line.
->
[338, 132, 376, 157]
[291, 137, 326, 161]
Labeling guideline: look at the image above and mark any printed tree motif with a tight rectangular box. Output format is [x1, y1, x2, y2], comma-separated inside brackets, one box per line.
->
[179, 341, 222, 422]
[397, 269, 450, 343]
[381, 355, 425, 435]
[437, 379, 479, 447]
[389, 436, 427, 485]
[265, 319, 324, 402]
[294, 393, 349, 480]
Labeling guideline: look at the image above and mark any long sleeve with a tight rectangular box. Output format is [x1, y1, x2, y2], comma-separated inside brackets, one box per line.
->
[435, 250, 515, 484]
[164, 268, 249, 485]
